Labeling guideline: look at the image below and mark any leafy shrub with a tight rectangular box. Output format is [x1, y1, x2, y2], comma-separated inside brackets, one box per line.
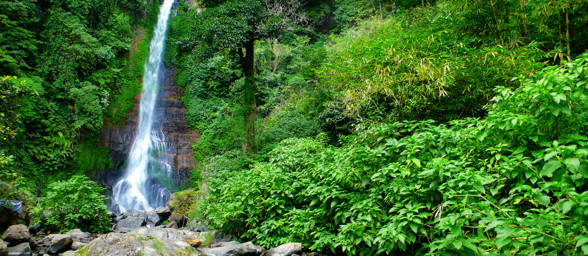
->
[195, 54, 588, 255]
[258, 109, 321, 154]
[319, 9, 545, 123]
[168, 189, 203, 220]
[33, 175, 111, 233]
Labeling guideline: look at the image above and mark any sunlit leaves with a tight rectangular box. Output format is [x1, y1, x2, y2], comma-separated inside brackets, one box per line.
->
[33, 175, 111, 233]
[194, 53, 588, 255]
[318, 10, 544, 123]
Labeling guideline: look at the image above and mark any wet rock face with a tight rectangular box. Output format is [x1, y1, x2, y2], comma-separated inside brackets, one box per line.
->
[98, 66, 198, 206]
[159, 66, 199, 187]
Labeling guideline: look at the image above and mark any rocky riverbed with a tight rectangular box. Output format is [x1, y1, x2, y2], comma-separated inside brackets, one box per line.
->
[0, 207, 312, 256]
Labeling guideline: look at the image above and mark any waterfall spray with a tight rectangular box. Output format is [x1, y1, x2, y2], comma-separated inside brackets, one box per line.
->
[112, 0, 175, 213]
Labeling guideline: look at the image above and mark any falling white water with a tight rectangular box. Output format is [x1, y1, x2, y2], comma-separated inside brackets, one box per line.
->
[112, 0, 175, 213]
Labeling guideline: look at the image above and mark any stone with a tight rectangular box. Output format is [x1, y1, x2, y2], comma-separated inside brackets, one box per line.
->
[132, 227, 204, 241]
[146, 211, 161, 227]
[0, 239, 7, 256]
[48, 234, 72, 254]
[27, 225, 40, 236]
[65, 229, 90, 241]
[266, 243, 302, 256]
[201, 241, 264, 256]
[123, 209, 146, 218]
[6, 242, 30, 256]
[61, 251, 76, 256]
[168, 213, 188, 228]
[29, 235, 48, 249]
[230, 242, 264, 255]
[210, 241, 239, 248]
[184, 239, 202, 247]
[0, 188, 30, 232]
[164, 221, 177, 228]
[185, 220, 209, 232]
[155, 207, 171, 222]
[71, 241, 87, 250]
[83, 229, 199, 256]
[114, 216, 146, 232]
[1, 225, 30, 246]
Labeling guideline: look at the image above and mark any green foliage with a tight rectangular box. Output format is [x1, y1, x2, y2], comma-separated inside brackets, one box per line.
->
[75, 138, 112, 173]
[0, 0, 39, 75]
[319, 10, 546, 123]
[445, 0, 588, 58]
[168, 189, 203, 219]
[194, 53, 588, 255]
[259, 109, 321, 154]
[0, 0, 156, 195]
[33, 175, 111, 233]
[69, 82, 109, 132]
[0, 76, 37, 142]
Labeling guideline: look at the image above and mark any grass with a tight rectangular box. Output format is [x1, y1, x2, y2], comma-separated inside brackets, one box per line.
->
[152, 239, 164, 253]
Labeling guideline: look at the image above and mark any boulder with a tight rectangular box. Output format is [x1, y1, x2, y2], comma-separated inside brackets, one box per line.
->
[0, 239, 7, 256]
[6, 242, 30, 256]
[29, 235, 48, 249]
[71, 241, 87, 250]
[155, 207, 171, 222]
[266, 243, 302, 256]
[65, 229, 90, 241]
[114, 216, 146, 232]
[132, 227, 204, 241]
[185, 220, 209, 232]
[1, 225, 30, 246]
[164, 221, 177, 228]
[146, 211, 161, 227]
[83, 229, 199, 256]
[210, 241, 239, 248]
[230, 242, 264, 255]
[168, 213, 188, 228]
[0, 193, 30, 231]
[123, 209, 146, 218]
[184, 239, 202, 247]
[27, 225, 40, 235]
[48, 234, 72, 254]
[201, 241, 264, 256]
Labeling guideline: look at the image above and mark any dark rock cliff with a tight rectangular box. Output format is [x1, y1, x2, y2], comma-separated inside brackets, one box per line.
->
[97, 66, 198, 201]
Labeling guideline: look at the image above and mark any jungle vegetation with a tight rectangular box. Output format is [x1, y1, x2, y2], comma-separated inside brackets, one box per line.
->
[1, 0, 588, 254]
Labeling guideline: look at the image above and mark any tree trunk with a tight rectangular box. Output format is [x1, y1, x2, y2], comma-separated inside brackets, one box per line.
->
[241, 35, 257, 155]
[565, 0, 571, 58]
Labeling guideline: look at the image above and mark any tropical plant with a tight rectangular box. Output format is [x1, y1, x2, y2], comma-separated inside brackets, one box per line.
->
[33, 175, 111, 233]
[194, 53, 588, 255]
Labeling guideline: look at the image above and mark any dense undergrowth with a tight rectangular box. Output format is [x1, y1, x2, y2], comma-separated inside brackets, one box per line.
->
[1, 0, 587, 250]
[167, 0, 588, 255]
[0, 0, 159, 190]
[0, 0, 159, 232]
[194, 55, 588, 255]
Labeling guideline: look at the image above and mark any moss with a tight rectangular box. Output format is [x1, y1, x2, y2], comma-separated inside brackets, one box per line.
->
[76, 246, 89, 256]
[168, 189, 203, 218]
[152, 239, 164, 253]
[75, 138, 112, 174]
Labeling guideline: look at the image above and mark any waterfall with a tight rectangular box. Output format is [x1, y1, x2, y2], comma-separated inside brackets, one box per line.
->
[111, 0, 175, 213]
